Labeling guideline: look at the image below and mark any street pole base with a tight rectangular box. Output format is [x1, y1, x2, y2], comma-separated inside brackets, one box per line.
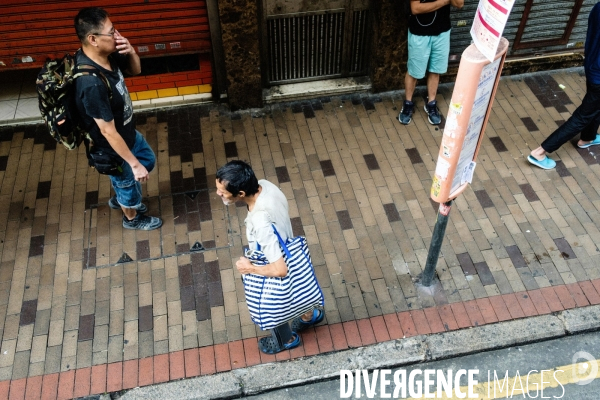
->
[414, 273, 447, 303]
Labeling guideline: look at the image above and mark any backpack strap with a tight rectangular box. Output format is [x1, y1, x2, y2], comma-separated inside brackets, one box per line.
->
[73, 64, 113, 100]
[72, 61, 113, 160]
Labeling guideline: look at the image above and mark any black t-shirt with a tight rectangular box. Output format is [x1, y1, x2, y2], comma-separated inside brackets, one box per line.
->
[74, 50, 135, 158]
[408, 3, 451, 36]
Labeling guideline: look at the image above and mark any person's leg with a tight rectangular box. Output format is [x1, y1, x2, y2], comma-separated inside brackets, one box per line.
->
[399, 32, 429, 124]
[111, 131, 155, 209]
[423, 30, 449, 125]
[578, 112, 600, 147]
[577, 82, 600, 146]
[291, 308, 325, 332]
[110, 163, 143, 212]
[131, 131, 156, 172]
[426, 73, 440, 103]
[532, 82, 600, 158]
[300, 309, 315, 322]
[405, 32, 429, 101]
[111, 132, 161, 230]
[426, 30, 450, 101]
[109, 131, 154, 214]
[404, 73, 418, 102]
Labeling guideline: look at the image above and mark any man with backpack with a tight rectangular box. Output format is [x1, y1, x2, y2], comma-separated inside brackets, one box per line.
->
[73, 7, 162, 230]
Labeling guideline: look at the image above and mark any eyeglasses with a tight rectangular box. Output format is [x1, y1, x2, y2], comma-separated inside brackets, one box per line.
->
[93, 28, 116, 37]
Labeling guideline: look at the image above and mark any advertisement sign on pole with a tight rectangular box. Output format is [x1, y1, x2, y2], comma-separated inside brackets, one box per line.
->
[471, 0, 515, 62]
[430, 38, 509, 204]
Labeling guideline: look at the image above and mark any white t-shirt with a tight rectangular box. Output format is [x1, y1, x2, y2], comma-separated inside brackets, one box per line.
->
[245, 179, 293, 263]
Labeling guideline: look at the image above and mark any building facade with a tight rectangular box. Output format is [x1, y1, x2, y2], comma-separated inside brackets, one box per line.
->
[0, 0, 595, 110]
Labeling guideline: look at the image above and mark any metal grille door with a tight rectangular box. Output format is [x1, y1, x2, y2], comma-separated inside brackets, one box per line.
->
[268, 12, 346, 82]
[349, 9, 370, 74]
[262, 0, 371, 85]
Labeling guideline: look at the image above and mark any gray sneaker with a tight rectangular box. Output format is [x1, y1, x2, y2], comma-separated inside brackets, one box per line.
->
[424, 100, 442, 125]
[122, 214, 162, 230]
[109, 195, 147, 214]
[398, 100, 414, 125]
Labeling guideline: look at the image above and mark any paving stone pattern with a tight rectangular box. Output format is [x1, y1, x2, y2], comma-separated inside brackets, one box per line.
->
[1, 70, 600, 399]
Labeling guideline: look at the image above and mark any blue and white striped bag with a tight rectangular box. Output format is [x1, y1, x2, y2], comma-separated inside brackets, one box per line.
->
[242, 225, 324, 330]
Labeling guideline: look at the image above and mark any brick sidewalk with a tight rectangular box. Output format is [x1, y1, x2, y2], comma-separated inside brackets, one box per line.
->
[1, 68, 600, 399]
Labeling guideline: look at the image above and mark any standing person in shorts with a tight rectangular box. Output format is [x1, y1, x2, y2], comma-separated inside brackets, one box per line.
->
[398, 0, 464, 126]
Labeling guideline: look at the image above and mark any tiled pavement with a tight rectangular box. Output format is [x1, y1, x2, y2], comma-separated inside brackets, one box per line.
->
[2, 68, 600, 399]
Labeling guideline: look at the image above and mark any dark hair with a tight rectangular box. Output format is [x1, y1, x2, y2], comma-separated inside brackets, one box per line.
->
[216, 160, 259, 197]
[74, 7, 109, 42]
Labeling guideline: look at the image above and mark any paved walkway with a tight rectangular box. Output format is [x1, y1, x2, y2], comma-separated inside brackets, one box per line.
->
[1, 67, 600, 399]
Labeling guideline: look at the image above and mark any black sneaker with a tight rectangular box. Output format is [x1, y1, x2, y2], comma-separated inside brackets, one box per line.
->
[122, 213, 162, 230]
[398, 100, 414, 125]
[424, 100, 442, 125]
[109, 195, 147, 214]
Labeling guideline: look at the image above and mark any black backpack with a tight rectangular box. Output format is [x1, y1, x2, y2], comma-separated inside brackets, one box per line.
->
[36, 51, 112, 153]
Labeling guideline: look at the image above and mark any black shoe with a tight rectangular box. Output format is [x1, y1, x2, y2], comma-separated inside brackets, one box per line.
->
[122, 214, 162, 231]
[398, 100, 414, 125]
[424, 100, 442, 125]
[109, 195, 147, 214]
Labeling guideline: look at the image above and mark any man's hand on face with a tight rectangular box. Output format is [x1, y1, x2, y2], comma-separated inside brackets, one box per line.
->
[114, 30, 135, 55]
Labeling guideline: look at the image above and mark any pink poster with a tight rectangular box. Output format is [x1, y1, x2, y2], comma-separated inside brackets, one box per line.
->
[470, 0, 515, 61]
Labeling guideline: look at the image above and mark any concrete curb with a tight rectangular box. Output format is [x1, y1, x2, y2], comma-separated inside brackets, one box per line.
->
[120, 305, 600, 400]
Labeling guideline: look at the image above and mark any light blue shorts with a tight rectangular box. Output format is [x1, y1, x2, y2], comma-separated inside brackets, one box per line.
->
[407, 30, 451, 79]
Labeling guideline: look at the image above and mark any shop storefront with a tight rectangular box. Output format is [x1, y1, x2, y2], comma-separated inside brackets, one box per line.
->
[0, 0, 216, 102]
[0, 0, 594, 110]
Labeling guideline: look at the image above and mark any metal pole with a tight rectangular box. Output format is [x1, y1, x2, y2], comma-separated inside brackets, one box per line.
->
[422, 200, 453, 287]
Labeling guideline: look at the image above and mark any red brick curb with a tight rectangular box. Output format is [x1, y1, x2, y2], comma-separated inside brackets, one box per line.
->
[2, 278, 599, 399]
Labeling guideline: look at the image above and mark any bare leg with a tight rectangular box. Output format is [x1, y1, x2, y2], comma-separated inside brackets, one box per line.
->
[578, 138, 595, 146]
[530, 146, 547, 161]
[405, 73, 418, 102]
[122, 207, 137, 220]
[300, 310, 314, 322]
[427, 73, 440, 102]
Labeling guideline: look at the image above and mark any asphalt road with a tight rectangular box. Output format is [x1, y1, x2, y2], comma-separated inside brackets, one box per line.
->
[248, 331, 600, 399]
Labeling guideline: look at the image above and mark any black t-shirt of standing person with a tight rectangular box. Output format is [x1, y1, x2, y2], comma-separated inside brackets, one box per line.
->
[408, 3, 451, 36]
[74, 50, 136, 159]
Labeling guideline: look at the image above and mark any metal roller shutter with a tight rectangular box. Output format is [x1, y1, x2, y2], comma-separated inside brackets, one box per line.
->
[449, 0, 595, 60]
[0, 0, 211, 70]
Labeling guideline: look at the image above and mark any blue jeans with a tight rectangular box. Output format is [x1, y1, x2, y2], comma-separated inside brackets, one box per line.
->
[110, 131, 155, 209]
[541, 81, 600, 153]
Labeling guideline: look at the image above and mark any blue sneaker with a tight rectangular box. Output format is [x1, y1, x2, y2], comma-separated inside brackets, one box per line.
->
[527, 155, 556, 170]
[398, 100, 414, 125]
[578, 135, 600, 148]
[424, 100, 442, 125]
